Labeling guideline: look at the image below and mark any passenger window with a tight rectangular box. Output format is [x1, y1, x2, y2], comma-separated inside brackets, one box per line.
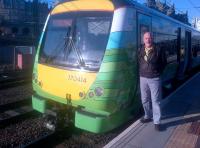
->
[139, 25, 149, 46]
[153, 33, 178, 63]
[192, 40, 200, 58]
[137, 13, 151, 48]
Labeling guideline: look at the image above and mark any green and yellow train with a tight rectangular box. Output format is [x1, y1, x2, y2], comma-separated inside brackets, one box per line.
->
[32, 0, 200, 133]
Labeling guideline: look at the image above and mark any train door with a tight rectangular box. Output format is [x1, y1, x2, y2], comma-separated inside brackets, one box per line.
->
[136, 13, 152, 93]
[137, 13, 152, 48]
[177, 29, 191, 79]
[184, 31, 192, 73]
[177, 27, 184, 78]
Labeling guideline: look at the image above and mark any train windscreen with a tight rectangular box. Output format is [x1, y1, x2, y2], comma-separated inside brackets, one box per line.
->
[39, 11, 113, 71]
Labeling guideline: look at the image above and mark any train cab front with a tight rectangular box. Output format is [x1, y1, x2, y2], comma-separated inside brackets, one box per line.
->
[32, 0, 122, 133]
[32, 0, 140, 133]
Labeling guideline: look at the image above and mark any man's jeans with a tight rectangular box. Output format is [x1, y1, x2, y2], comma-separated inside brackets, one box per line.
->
[140, 77, 162, 124]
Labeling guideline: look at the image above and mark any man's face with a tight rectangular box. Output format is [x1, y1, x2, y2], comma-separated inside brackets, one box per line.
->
[143, 33, 153, 48]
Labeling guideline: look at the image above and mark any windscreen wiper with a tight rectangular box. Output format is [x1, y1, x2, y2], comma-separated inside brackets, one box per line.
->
[71, 23, 85, 67]
[64, 22, 86, 67]
[63, 26, 72, 60]
[69, 21, 85, 67]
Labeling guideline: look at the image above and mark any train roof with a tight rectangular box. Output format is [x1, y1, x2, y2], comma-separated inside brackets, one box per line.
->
[51, 0, 114, 15]
[121, 0, 200, 33]
[52, 0, 199, 33]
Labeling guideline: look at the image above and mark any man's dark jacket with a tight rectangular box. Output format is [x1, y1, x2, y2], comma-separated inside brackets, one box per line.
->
[138, 45, 167, 78]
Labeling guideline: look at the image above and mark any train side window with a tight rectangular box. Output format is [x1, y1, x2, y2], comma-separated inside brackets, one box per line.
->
[197, 43, 200, 57]
[192, 42, 197, 58]
[192, 40, 200, 58]
[139, 25, 149, 46]
[153, 33, 178, 63]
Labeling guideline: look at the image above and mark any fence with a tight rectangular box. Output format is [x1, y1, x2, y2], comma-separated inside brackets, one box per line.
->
[0, 46, 35, 73]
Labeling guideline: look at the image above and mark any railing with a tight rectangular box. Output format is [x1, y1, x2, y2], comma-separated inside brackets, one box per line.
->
[0, 46, 35, 73]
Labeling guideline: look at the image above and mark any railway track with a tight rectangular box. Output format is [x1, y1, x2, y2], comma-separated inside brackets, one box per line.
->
[0, 98, 31, 113]
[0, 108, 62, 147]
[0, 99, 34, 128]
[22, 131, 55, 148]
[0, 76, 31, 89]
[0, 116, 54, 147]
[26, 123, 75, 147]
[0, 101, 75, 147]
[0, 99, 55, 147]
[0, 70, 32, 89]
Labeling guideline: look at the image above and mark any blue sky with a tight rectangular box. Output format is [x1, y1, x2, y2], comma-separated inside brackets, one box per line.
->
[42, 0, 200, 23]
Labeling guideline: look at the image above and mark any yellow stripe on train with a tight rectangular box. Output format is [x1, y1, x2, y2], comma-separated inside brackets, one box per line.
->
[37, 64, 97, 100]
[51, 0, 114, 15]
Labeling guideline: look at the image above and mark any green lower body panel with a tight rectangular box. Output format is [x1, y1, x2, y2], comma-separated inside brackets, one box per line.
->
[32, 91, 141, 133]
[75, 104, 140, 133]
[32, 95, 46, 113]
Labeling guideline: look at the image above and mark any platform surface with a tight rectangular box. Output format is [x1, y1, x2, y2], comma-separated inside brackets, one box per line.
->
[105, 72, 200, 148]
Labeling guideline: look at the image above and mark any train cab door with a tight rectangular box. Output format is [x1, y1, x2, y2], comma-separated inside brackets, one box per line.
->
[137, 13, 152, 48]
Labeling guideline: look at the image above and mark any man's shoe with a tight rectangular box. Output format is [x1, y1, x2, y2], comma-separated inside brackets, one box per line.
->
[154, 124, 161, 131]
[140, 117, 152, 123]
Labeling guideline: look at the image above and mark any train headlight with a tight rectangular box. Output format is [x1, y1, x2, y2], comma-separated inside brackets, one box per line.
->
[94, 87, 104, 96]
[79, 92, 84, 98]
[89, 92, 94, 98]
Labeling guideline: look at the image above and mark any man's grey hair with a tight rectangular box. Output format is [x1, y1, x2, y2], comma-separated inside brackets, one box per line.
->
[144, 32, 153, 38]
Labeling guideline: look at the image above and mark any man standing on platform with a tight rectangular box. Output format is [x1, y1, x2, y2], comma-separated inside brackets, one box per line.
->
[138, 32, 166, 131]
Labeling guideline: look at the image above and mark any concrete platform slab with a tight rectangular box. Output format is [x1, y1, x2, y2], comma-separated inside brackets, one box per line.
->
[104, 72, 200, 148]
